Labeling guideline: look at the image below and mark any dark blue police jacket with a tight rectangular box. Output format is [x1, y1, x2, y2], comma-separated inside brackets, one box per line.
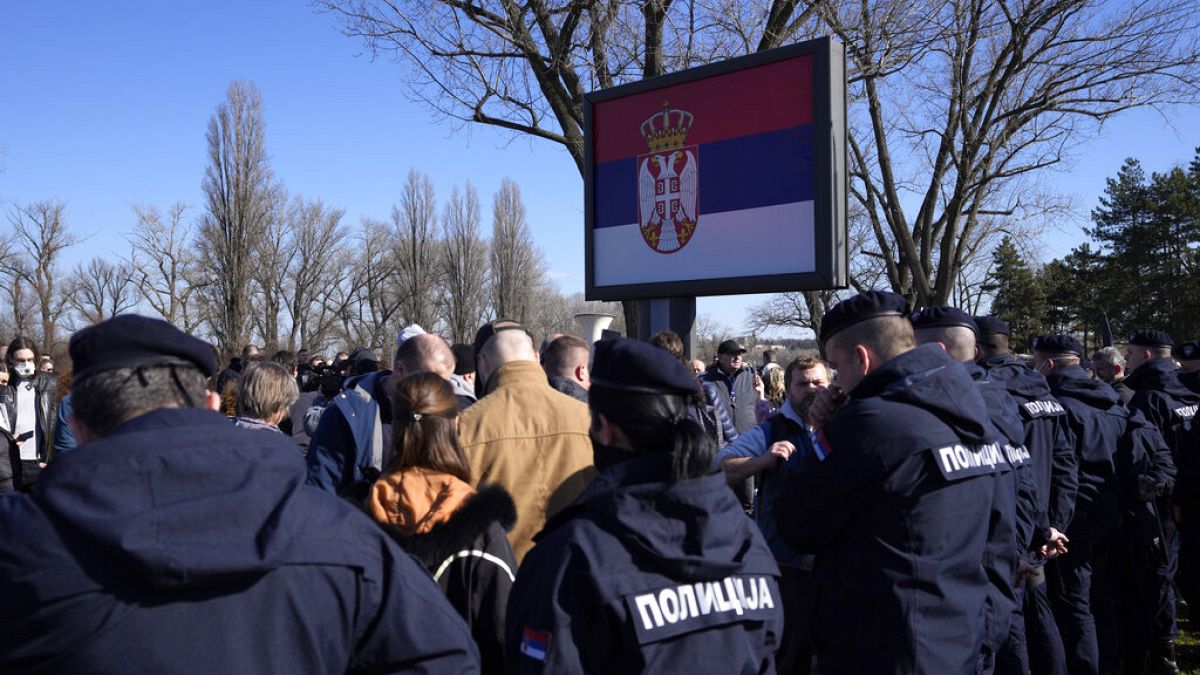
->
[506, 453, 783, 674]
[1127, 359, 1199, 499]
[982, 354, 1078, 543]
[963, 361, 1034, 653]
[0, 408, 479, 674]
[1046, 365, 1165, 530]
[776, 344, 1008, 674]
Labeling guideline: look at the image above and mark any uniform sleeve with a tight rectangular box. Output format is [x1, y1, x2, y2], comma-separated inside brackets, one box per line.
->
[305, 407, 357, 496]
[506, 533, 608, 674]
[1014, 460, 1041, 552]
[1128, 410, 1178, 502]
[350, 537, 481, 674]
[1047, 415, 1078, 533]
[774, 424, 886, 553]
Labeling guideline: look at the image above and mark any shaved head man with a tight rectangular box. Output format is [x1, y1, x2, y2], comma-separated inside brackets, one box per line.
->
[458, 320, 595, 560]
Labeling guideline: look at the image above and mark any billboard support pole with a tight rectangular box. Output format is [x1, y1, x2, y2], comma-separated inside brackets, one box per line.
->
[638, 296, 697, 359]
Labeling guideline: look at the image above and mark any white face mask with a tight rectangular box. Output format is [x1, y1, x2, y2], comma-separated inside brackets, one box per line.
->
[13, 363, 35, 378]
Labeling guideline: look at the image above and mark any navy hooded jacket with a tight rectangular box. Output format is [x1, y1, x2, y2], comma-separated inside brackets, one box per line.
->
[776, 344, 1009, 674]
[963, 361, 1035, 653]
[1127, 359, 1199, 497]
[981, 354, 1078, 543]
[1046, 365, 1170, 528]
[506, 453, 782, 674]
[0, 408, 480, 674]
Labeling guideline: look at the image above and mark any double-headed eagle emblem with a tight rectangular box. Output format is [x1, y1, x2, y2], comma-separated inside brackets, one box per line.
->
[637, 102, 699, 254]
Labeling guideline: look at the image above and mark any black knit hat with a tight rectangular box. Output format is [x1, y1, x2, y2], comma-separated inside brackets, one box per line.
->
[910, 306, 978, 335]
[590, 338, 701, 396]
[973, 315, 1011, 338]
[1128, 329, 1173, 349]
[819, 290, 909, 345]
[70, 315, 217, 385]
[1032, 334, 1084, 358]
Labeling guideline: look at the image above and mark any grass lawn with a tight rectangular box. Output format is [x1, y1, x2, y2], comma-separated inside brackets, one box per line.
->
[1179, 604, 1200, 674]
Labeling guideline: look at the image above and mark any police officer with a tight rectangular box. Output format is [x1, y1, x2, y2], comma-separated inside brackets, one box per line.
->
[1033, 335, 1172, 675]
[1032, 333, 1171, 672]
[976, 316, 1077, 675]
[505, 338, 783, 674]
[775, 291, 1010, 674]
[911, 307, 1036, 675]
[0, 315, 480, 673]
[1175, 340, 1200, 395]
[1125, 329, 1198, 673]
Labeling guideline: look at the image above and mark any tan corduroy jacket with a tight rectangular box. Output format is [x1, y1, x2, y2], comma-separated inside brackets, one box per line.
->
[458, 360, 596, 561]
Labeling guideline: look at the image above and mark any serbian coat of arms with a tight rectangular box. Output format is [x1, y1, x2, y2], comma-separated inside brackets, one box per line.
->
[637, 102, 698, 254]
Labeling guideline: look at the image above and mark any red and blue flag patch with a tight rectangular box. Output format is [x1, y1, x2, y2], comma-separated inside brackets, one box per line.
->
[520, 627, 550, 661]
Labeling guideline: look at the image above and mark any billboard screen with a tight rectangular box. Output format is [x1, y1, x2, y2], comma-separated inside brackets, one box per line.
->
[584, 37, 846, 300]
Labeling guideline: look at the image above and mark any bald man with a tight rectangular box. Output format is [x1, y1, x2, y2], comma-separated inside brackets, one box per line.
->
[307, 331, 461, 497]
[458, 322, 595, 561]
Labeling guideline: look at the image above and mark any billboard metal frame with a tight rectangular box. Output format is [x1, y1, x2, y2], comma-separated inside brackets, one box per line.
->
[584, 36, 847, 301]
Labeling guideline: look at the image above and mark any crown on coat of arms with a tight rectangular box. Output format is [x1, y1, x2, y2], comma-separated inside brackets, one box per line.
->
[640, 102, 694, 153]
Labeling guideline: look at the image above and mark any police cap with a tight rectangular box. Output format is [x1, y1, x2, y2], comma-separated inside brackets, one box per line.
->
[1175, 341, 1200, 361]
[1129, 329, 1174, 349]
[70, 314, 217, 385]
[819, 290, 909, 345]
[973, 315, 1011, 338]
[590, 337, 702, 396]
[1032, 334, 1084, 357]
[910, 306, 978, 335]
[717, 339, 747, 355]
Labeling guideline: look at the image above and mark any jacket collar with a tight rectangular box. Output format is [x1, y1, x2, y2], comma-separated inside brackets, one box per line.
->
[483, 360, 549, 395]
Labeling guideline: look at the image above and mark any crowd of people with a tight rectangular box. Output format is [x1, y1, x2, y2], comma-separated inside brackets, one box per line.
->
[0, 293, 1198, 674]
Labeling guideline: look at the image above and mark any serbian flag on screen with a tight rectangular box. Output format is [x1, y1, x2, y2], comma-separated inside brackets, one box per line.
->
[591, 56, 817, 287]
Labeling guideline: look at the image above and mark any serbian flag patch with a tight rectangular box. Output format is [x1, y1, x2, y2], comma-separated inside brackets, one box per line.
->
[520, 627, 550, 661]
[812, 429, 833, 462]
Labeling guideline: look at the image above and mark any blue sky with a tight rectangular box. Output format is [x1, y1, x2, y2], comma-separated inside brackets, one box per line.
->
[2, 2, 1197, 336]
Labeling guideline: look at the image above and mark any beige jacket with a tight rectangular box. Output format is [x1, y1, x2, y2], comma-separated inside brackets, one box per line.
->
[458, 360, 595, 561]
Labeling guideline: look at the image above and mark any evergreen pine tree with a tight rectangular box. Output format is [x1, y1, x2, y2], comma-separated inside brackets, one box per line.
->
[987, 236, 1047, 352]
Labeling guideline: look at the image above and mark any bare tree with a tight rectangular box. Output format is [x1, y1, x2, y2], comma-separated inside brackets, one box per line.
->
[127, 203, 204, 332]
[64, 257, 138, 327]
[394, 169, 441, 329]
[489, 178, 544, 324]
[196, 80, 281, 356]
[324, 0, 1200, 311]
[249, 211, 293, 352]
[284, 196, 347, 351]
[0, 233, 32, 336]
[335, 217, 406, 351]
[440, 182, 490, 344]
[2, 200, 78, 351]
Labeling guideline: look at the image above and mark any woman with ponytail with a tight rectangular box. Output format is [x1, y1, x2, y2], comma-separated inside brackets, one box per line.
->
[365, 372, 516, 674]
[505, 338, 783, 674]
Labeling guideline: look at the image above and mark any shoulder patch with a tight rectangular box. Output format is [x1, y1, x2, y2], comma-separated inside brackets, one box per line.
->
[624, 575, 779, 645]
[1173, 404, 1197, 421]
[931, 442, 1008, 481]
[1020, 399, 1066, 419]
[520, 627, 551, 661]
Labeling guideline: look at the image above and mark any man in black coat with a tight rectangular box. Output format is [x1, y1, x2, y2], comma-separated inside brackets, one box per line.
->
[776, 291, 1013, 674]
[1125, 329, 1200, 673]
[0, 315, 480, 674]
[1035, 335, 1174, 675]
[977, 317, 1077, 675]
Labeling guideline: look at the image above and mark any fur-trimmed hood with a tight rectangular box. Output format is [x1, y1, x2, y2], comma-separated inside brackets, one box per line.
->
[382, 484, 517, 572]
